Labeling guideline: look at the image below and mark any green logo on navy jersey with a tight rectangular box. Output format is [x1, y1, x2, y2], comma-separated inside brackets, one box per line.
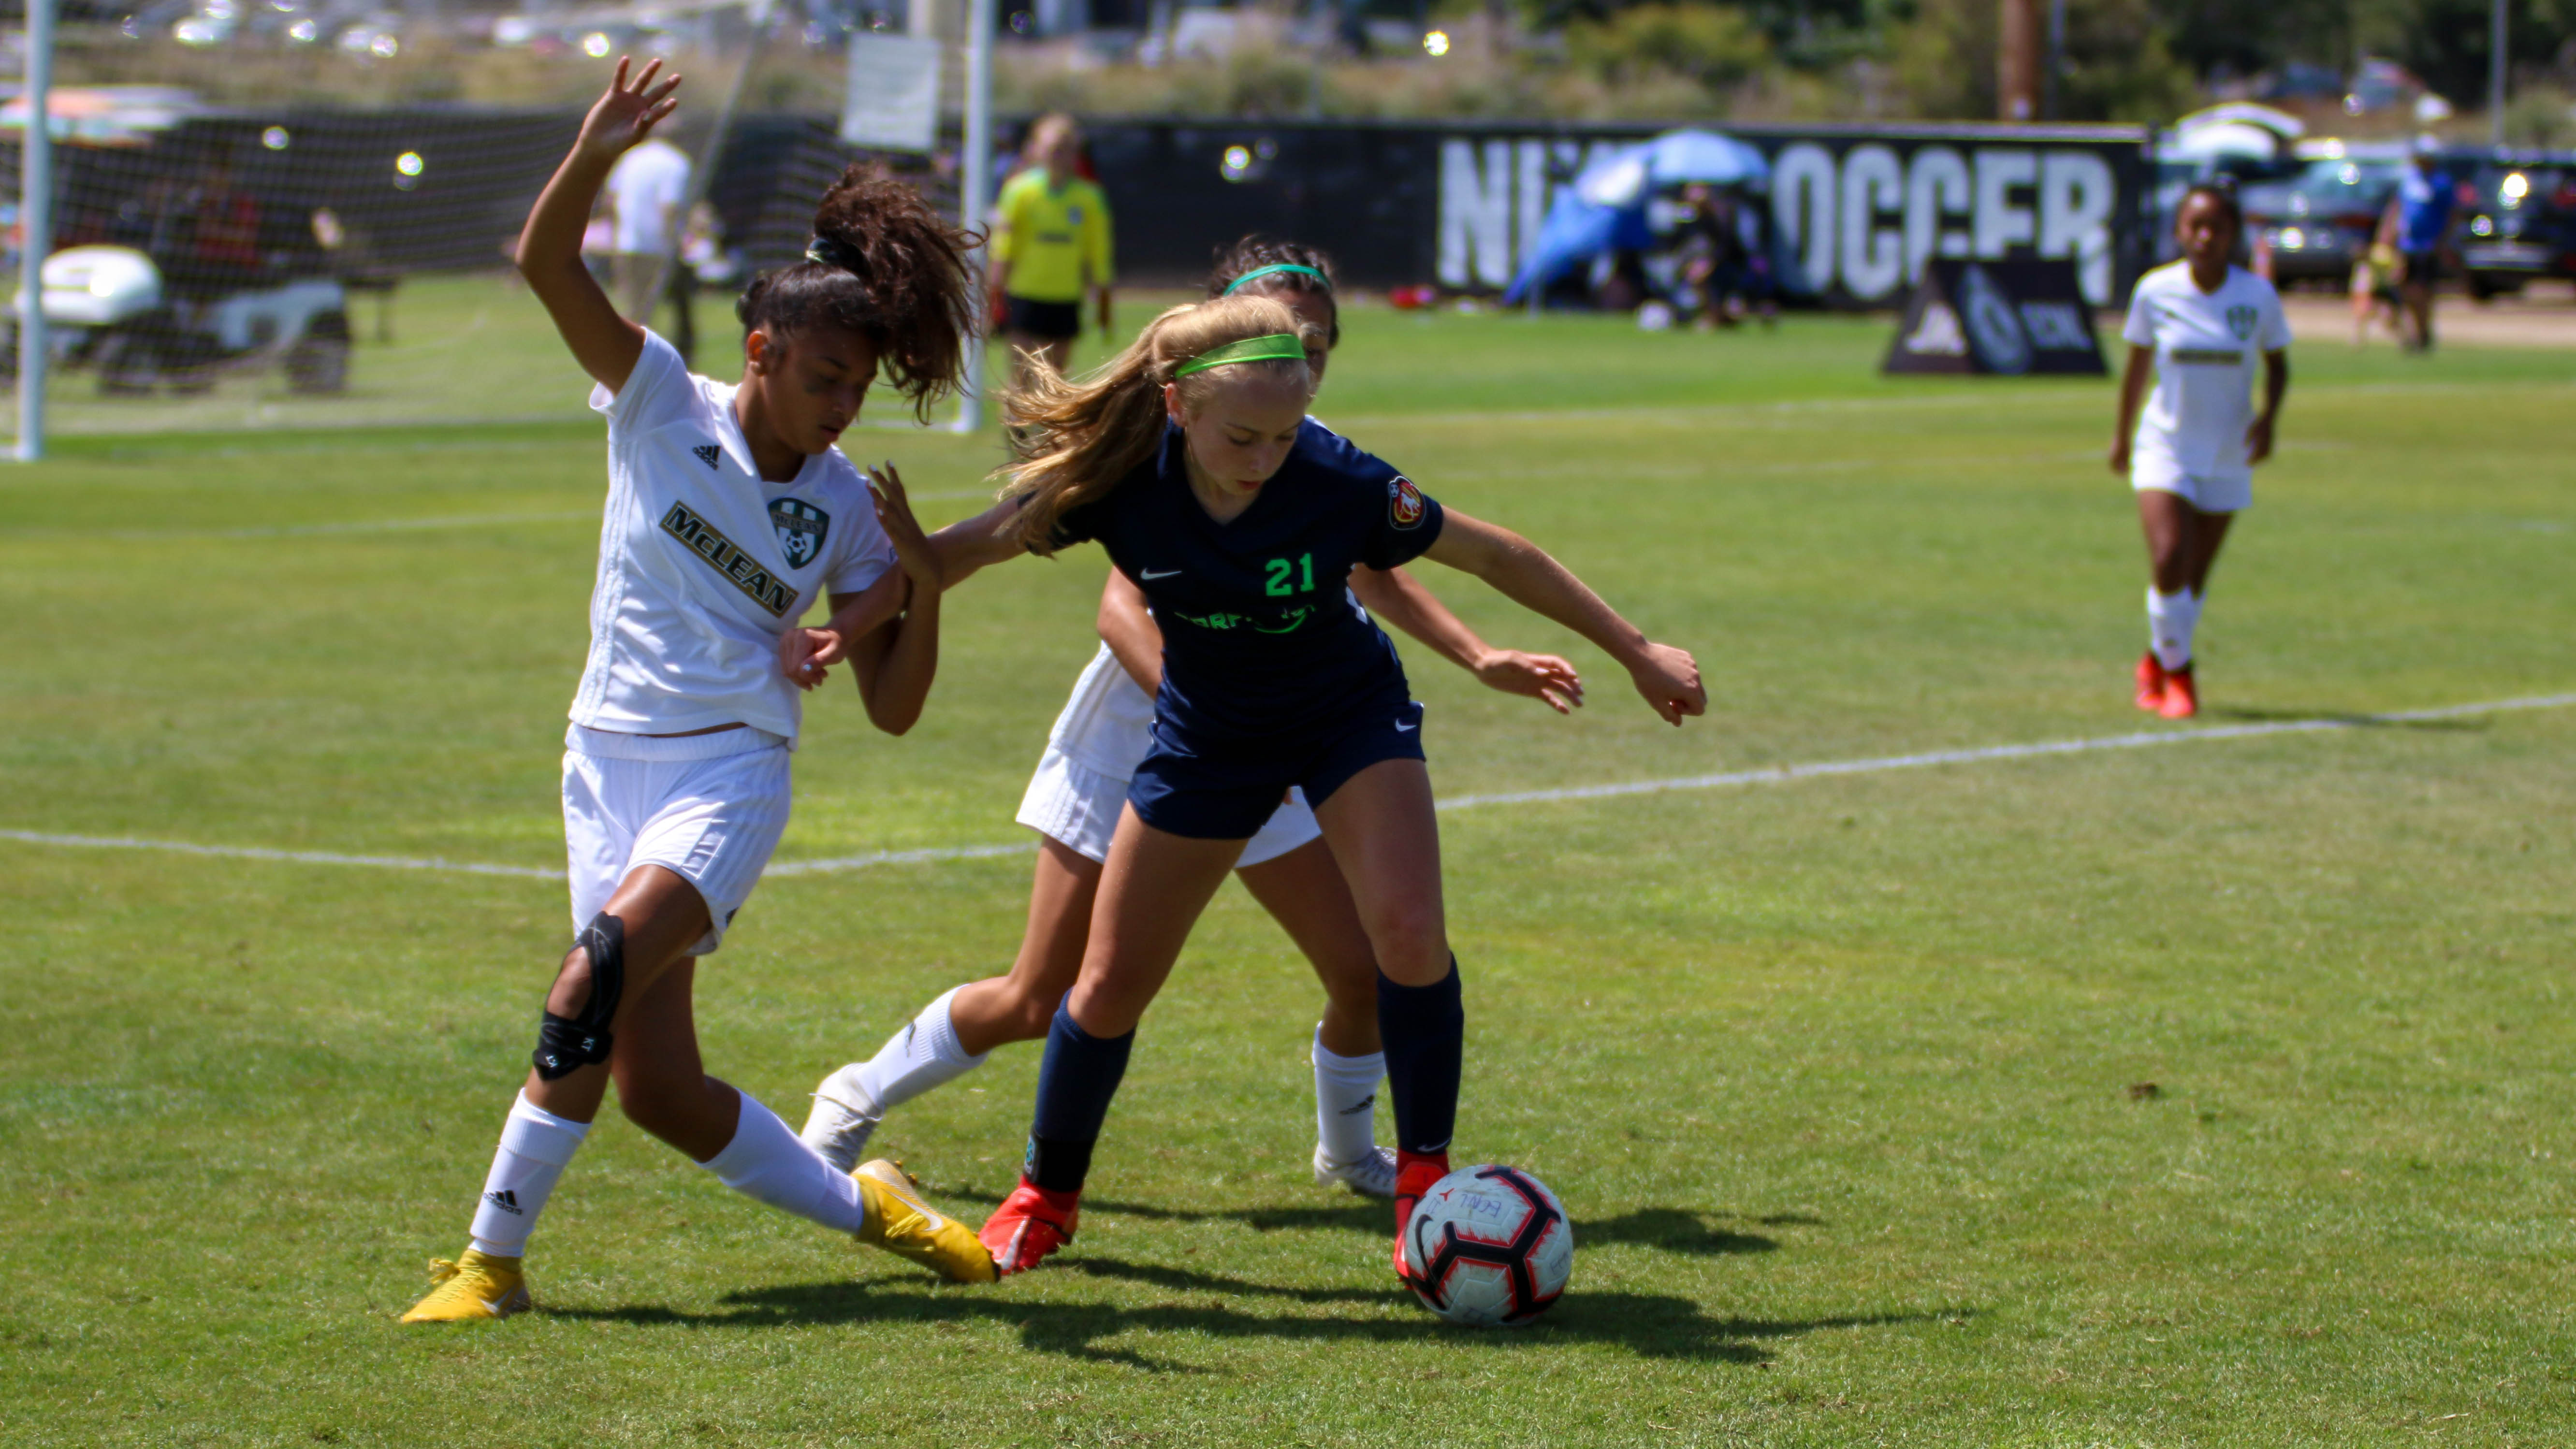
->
[2226, 304, 2258, 340]
[769, 498, 830, 570]
[661, 502, 797, 617]
[1170, 605, 1314, 635]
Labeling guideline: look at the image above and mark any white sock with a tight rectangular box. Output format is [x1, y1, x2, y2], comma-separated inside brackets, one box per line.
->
[2146, 586, 2198, 672]
[853, 985, 989, 1114]
[1310, 1026, 1385, 1166]
[699, 1092, 868, 1236]
[467, 1092, 591, 1259]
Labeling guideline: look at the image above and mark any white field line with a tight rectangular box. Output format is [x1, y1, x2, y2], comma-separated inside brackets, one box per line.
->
[3, 691, 2569, 883]
[1436, 693, 2576, 810]
[1, 491, 999, 544]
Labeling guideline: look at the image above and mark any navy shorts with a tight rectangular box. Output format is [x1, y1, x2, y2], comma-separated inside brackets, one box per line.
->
[1129, 698, 1426, 840]
[1005, 295, 1082, 341]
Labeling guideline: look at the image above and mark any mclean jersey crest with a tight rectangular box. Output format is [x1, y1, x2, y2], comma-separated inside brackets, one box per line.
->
[769, 498, 830, 569]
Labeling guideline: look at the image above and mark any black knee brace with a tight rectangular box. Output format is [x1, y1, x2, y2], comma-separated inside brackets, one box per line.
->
[533, 913, 626, 1080]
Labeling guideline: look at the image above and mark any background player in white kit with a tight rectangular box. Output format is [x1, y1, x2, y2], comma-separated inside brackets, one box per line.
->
[401, 58, 993, 1324]
[800, 241, 1582, 1197]
[2110, 183, 2291, 720]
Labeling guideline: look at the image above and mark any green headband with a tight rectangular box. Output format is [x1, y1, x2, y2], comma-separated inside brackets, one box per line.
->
[1173, 333, 1307, 378]
[1223, 263, 1331, 296]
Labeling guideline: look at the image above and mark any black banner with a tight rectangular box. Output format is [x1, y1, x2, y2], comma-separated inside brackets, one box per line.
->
[1883, 258, 2106, 376]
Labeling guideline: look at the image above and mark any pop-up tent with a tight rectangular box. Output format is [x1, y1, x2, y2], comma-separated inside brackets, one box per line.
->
[1501, 128, 1771, 305]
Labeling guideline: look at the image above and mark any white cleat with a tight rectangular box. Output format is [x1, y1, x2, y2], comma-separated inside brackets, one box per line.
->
[1313, 1143, 1400, 1199]
[799, 1063, 882, 1174]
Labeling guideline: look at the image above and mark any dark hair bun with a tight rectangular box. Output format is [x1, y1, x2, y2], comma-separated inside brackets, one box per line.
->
[736, 163, 980, 421]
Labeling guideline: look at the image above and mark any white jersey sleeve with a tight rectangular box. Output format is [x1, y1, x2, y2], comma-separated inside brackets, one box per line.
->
[591, 330, 696, 435]
[2254, 279, 2292, 352]
[2120, 282, 2157, 348]
[823, 474, 898, 598]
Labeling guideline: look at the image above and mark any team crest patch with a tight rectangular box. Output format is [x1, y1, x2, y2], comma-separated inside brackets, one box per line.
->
[2226, 304, 2259, 340]
[769, 498, 830, 569]
[1388, 476, 1426, 530]
[693, 443, 721, 470]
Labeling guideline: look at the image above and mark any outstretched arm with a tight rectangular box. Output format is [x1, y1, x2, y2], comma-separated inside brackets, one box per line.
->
[1350, 565, 1582, 714]
[777, 463, 941, 717]
[926, 497, 1037, 589]
[1420, 511, 1703, 725]
[516, 58, 681, 393]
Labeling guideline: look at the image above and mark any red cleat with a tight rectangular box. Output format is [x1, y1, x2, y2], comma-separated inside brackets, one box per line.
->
[1390, 1150, 1450, 1286]
[2158, 666, 2198, 719]
[2134, 652, 2168, 712]
[980, 1177, 1079, 1276]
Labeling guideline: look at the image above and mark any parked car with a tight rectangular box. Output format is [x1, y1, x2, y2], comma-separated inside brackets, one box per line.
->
[2457, 153, 2576, 299]
[2243, 152, 2406, 286]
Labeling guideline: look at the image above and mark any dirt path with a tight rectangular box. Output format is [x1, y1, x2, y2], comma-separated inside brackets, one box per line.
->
[2282, 284, 2576, 349]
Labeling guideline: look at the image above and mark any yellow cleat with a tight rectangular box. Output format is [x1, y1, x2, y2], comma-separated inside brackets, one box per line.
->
[854, 1159, 998, 1283]
[398, 1249, 531, 1324]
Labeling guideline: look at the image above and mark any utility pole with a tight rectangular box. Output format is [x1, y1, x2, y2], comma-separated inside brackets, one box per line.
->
[954, 0, 992, 434]
[2042, 0, 2065, 121]
[1997, 0, 2039, 122]
[2490, 0, 2508, 147]
[17, 0, 52, 462]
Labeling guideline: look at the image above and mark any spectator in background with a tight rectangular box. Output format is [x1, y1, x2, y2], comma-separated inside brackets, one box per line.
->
[2381, 136, 2456, 353]
[1676, 183, 1775, 331]
[604, 133, 693, 357]
[989, 113, 1114, 386]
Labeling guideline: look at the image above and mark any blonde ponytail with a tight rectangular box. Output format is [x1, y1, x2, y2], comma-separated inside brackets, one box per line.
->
[999, 293, 1314, 552]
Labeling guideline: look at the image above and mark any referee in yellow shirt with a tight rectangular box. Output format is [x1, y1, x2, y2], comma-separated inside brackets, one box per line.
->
[989, 114, 1114, 386]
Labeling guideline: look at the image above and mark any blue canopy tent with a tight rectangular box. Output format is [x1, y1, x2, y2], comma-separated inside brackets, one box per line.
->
[1502, 129, 1772, 305]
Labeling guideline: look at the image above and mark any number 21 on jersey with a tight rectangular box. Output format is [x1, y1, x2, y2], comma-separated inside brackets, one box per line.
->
[1264, 553, 1316, 596]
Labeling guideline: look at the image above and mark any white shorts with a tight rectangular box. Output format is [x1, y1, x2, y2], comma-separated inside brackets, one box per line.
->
[2132, 451, 2251, 513]
[563, 723, 792, 957]
[1015, 744, 1322, 869]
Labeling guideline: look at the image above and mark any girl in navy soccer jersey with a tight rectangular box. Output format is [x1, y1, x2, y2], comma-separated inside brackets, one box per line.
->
[795, 241, 1583, 1203]
[904, 292, 1704, 1283]
[398, 59, 997, 1324]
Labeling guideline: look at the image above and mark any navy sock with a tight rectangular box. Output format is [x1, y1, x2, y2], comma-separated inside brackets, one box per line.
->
[1376, 960, 1462, 1156]
[1024, 999, 1134, 1193]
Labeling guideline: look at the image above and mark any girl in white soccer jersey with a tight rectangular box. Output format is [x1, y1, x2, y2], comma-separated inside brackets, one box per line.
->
[401, 59, 994, 1324]
[799, 240, 1583, 1199]
[2110, 182, 2292, 720]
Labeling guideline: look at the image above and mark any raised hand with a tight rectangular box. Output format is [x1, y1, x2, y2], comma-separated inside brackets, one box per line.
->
[870, 461, 942, 594]
[1626, 640, 1705, 726]
[1473, 649, 1584, 714]
[574, 57, 682, 168]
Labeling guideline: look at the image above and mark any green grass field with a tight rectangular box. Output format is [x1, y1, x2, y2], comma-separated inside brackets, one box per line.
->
[3, 295, 2574, 1446]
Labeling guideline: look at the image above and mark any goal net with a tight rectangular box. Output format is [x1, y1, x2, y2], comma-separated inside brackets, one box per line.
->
[1, 2, 983, 445]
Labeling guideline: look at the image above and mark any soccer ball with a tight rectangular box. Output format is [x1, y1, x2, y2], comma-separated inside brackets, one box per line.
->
[1402, 1164, 1573, 1328]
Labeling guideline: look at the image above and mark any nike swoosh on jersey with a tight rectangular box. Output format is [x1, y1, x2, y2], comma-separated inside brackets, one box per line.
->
[1138, 568, 1183, 580]
[1394, 721, 1418, 732]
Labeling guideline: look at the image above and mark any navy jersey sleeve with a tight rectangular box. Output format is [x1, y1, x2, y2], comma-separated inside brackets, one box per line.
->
[1303, 420, 1444, 570]
[1360, 469, 1444, 569]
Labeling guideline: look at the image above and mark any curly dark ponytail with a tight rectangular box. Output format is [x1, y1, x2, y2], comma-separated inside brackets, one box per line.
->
[1206, 235, 1339, 348]
[736, 163, 979, 422]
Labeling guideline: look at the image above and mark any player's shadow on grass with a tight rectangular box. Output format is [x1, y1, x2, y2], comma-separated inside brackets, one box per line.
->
[2203, 705, 2484, 731]
[552, 1271, 1950, 1370]
[947, 1188, 1790, 1256]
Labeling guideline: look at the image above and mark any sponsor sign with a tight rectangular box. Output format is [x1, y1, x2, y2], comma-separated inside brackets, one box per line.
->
[1435, 126, 2145, 307]
[1883, 258, 2104, 376]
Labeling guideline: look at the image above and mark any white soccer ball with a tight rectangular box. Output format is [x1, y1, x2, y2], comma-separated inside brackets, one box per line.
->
[1402, 1164, 1573, 1328]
